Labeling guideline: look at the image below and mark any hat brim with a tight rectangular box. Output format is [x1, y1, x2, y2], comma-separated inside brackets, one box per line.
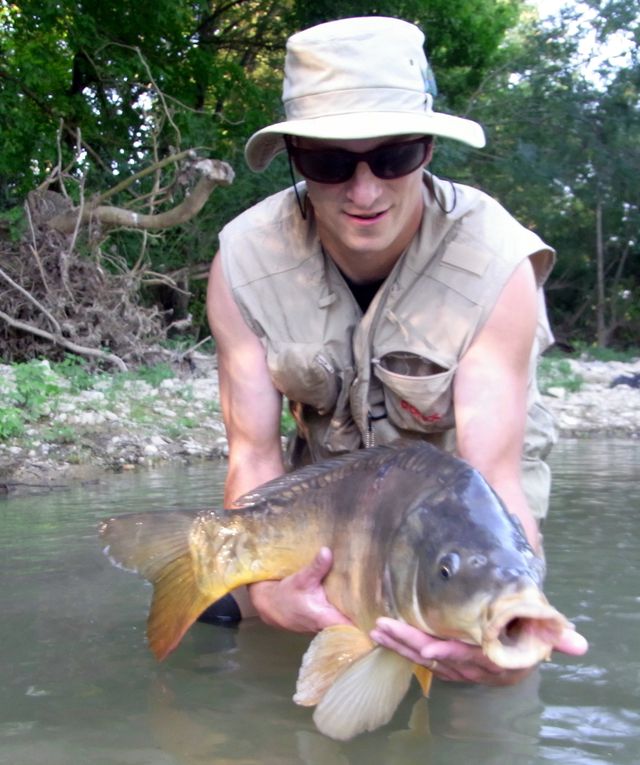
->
[245, 111, 485, 171]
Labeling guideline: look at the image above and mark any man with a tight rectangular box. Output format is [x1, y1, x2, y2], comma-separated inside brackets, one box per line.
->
[207, 16, 587, 684]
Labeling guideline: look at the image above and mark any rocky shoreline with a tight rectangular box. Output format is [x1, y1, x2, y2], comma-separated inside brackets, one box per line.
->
[1, 354, 638, 495]
[0, 354, 227, 493]
[542, 357, 640, 438]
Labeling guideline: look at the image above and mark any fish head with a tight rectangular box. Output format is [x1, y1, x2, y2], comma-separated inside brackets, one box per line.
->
[385, 463, 569, 669]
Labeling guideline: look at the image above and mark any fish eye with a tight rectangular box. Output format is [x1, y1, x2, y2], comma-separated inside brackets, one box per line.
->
[438, 552, 460, 580]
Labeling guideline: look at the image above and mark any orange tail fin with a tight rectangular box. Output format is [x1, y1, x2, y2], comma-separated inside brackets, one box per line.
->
[99, 511, 227, 660]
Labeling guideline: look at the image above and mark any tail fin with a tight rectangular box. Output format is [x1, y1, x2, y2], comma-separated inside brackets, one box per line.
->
[99, 512, 224, 660]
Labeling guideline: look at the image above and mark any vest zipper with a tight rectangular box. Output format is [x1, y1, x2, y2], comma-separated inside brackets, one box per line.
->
[366, 410, 387, 448]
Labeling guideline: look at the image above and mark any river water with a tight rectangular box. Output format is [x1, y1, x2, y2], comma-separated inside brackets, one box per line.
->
[0, 439, 638, 765]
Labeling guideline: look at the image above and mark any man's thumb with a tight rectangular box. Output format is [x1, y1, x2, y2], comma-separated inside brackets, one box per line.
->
[304, 546, 333, 584]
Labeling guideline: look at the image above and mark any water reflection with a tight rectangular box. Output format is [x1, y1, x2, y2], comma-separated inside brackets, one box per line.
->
[138, 624, 547, 765]
[0, 441, 639, 764]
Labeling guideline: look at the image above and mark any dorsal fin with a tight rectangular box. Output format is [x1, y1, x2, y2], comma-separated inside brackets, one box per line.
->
[230, 441, 455, 511]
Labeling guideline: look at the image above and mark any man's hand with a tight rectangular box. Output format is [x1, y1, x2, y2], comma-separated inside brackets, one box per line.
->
[370, 618, 588, 686]
[248, 547, 352, 633]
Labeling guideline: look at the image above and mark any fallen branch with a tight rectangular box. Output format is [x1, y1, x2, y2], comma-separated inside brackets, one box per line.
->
[2, 152, 234, 365]
[47, 159, 235, 234]
[0, 265, 62, 334]
[0, 308, 128, 371]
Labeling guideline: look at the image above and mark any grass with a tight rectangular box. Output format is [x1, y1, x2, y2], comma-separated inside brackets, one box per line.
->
[572, 343, 640, 363]
[538, 356, 584, 394]
[538, 344, 639, 394]
[0, 357, 178, 442]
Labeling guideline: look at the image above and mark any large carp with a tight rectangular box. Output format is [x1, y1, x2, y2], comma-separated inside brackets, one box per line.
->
[99, 442, 569, 740]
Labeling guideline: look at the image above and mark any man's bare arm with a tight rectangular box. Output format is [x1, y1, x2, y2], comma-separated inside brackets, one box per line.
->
[207, 253, 350, 631]
[454, 257, 541, 550]
[207, 253, 285, 503]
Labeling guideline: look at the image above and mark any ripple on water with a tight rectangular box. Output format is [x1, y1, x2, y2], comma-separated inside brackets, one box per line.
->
[540, 704, 640, 763]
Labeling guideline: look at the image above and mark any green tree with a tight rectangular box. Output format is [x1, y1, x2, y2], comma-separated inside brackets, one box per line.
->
[466, 2, 640, 347]
[1, 0, 521, 201]
[0, 0, 524, 357]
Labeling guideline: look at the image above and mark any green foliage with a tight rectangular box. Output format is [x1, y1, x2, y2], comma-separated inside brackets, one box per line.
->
[101, 363, 176, 408]
[281, 405, 297, 436]
[0, 359, 178, 443]
[0, 0, 519, 201]
[124, 363, 175, 387]
[0, 205, 26, 242]
[571, 344, 640, 363]
[165, 416, 200, 438]
[537, 357, 584, 394]
[0, 359, 62, 438]
[464, 2, 640, 348]
[12, 360, 61, 418]
[42, 424, 76, 444]
[0, 0, 289, 202]
[50, 355, 98, 392]
[0, 406, 25, 439]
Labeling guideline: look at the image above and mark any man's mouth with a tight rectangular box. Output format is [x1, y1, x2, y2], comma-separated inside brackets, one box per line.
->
[346, 210, 387, 222]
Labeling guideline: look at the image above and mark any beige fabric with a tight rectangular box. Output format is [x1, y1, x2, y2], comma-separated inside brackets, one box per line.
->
[219, 174, 557, 518]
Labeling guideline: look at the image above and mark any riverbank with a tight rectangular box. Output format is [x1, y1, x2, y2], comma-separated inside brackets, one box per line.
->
[1, 354, 639, 494]
[0, 354, 227, 493]
[542, 357, 640, 438]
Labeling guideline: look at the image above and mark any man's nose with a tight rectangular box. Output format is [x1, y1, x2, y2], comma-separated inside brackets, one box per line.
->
[345, 161, 383, 207]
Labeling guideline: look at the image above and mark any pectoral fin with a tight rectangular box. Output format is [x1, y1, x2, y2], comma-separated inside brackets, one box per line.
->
[312, 647, 414, 741]
[295, 625, 374, 707]
[412, 664, 433, 697]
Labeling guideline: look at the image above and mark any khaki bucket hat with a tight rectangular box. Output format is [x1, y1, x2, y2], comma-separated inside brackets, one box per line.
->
[245, 16, 486, 172]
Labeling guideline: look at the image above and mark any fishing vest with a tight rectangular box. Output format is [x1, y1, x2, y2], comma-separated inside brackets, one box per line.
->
[219, 174, 557, 518]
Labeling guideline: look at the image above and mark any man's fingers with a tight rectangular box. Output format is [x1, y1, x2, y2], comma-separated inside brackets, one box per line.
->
[369, 629, 423, 664]
[373, 617, 512, 675]
[554, 627, 589, 656]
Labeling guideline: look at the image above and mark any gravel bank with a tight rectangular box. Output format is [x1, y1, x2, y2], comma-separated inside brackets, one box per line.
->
[1, 355, 638, 494]
[543, 358, 640, 439]
[0, 355, 227, 492]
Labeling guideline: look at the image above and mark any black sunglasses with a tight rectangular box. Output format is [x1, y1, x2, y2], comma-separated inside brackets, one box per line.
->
[285, 136, 432, 184]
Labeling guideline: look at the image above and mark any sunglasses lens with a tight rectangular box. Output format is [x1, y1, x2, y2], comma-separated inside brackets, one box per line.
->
[289, 138, 429, 184]
[293, 149, 355, 183]
[370, 141, 427, 179]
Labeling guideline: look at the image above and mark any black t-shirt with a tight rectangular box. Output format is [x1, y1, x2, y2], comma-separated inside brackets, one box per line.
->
[340, 271, 385, 313]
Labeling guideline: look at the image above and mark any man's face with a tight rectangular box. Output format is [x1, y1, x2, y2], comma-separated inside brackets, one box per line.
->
[294, 135, 432, 281]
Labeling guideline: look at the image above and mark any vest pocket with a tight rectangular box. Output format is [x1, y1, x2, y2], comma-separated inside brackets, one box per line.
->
[372, 352, 456, 433]
[266, 343, 340, 415]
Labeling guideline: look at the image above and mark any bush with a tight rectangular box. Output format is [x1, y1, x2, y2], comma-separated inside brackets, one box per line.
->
[538, 357, 584, 394]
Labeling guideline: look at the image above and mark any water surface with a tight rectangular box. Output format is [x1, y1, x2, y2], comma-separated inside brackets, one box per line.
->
[1, 440, 639, 764]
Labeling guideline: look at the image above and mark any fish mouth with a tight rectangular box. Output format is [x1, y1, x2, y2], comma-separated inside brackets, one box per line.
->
[482, 589, 570, 669]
